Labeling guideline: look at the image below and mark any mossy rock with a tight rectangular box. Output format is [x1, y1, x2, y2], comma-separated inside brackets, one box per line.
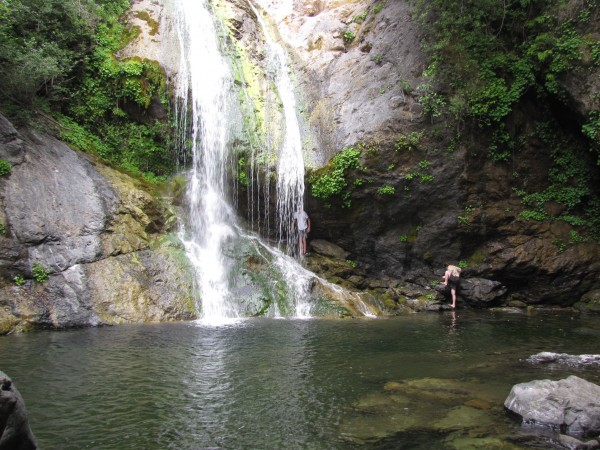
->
[573, 289, 600, 313]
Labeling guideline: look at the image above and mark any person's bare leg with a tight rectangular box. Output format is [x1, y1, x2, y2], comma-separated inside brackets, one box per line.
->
[451, 288, 456, 308]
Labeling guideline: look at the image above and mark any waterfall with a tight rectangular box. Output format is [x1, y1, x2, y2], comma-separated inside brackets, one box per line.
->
[253, 2, 306, 254]
[173, 0, 240, 323]
[172, 0, 312, 320]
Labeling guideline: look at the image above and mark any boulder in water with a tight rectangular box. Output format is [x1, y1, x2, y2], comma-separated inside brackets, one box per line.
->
[504, 375, 600, 437]
[0, 370, 38, 450]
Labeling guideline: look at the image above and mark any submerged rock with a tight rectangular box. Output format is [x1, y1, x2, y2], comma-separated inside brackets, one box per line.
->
[340, 376, 507, 444]
[0, 371, 38, 450]
[504, 375, 600, 437]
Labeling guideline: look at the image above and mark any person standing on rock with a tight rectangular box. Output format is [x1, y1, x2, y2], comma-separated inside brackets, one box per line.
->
[443, 264, 461, 308]
[292, 206, 311, 256]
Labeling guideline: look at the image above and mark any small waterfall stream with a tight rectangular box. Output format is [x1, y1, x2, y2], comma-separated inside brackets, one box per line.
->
[172, 0, 313, 321]
[251, 2, 306, 253]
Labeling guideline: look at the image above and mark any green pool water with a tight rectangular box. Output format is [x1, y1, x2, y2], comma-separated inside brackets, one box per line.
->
[1, 309, 599, 449]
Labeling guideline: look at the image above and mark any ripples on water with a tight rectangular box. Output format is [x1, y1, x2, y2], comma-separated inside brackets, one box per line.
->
[1, 310, 599, 449]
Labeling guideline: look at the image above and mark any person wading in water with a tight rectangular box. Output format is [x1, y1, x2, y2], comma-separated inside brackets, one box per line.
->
[443, 264, 462, 308]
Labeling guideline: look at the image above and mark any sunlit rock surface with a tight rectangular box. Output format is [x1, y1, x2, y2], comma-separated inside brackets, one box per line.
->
[504, 375, 600, 437]
[0, 115, 196, 333]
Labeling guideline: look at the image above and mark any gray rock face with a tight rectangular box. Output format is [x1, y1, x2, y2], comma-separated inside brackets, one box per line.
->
[309, 239, 350, 259]
[459, 278, 507, 307]
[0, 115, 196, 333]
[4, 128, 117, 266]
[0, 371, 38, 450]
[0, 115, 25, 165]
[504, 375, 600, 437]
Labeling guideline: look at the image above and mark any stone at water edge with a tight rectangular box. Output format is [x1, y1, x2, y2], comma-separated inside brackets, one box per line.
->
[504, 375, 600, 437]
[0, 371, 38, 450]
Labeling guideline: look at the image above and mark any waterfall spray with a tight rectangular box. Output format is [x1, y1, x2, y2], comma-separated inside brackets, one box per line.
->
[250, 2, 306, 255]
[173, 0, 240, 322]
[171, 0, 316, 320]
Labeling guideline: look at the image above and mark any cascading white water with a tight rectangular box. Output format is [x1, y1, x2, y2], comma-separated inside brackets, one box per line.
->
[171, 0, 315, 320]
[173, 0, 240, 323]
[251, 2, 306, 254]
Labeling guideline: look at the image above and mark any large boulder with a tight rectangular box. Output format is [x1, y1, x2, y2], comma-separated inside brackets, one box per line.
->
[0, 371, 37, 450]
[574, 289, 600, 314]
[504, 375, 600, 437]
[459, 278, 507, 307]
[0, 115, 196, 333]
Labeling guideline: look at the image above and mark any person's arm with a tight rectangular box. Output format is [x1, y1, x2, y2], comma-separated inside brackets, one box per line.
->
[307, 217, 311, 233]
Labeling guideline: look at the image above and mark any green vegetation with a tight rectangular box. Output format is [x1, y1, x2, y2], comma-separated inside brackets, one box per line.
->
[238, 157, 250, 187]
[377, 185, 395, 196]
[0, 0, 176, 181]
[0, 159, 11, 176]
[346, 259, 357, 269]
[343, 30, 356, 45]
[353, 11, 368, 23]
[32, 262, 50, 283]
[0, 223, 5, 234]
[373, 2, 386, 14]
[14, 275, 25, 286]
[309, 145, 363, 208]
[514, 127, 600, 240]
[457, 205, 474, 225]
[414, 0, 600, 147]
[395, 131, 424, 152]
[414, 0, 600, 241]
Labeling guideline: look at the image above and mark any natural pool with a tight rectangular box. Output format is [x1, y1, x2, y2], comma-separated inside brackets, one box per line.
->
[1, 309, 599, 449]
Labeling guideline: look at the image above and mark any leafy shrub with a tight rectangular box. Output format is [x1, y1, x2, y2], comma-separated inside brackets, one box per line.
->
[343, 31, 356, 45]
[0, 159, 11, 176]
[395, 132, 424, 152]
[32, 262, 51, 283]
[310, 146, 361, 207]
[373, 2, 386, 14]
[377, 185, 395, 196]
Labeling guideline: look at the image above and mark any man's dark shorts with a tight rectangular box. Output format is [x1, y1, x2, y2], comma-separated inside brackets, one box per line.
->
[299, 229, 307, 237]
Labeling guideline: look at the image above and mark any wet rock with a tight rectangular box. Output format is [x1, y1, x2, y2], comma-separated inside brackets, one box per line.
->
[504, 375, 600, 437]
[527, 352, 600, 368]
[459, 278, 507, 307]
[574, 289, 600, 314]
[309, 239, 350, 259]
[556, 434, 600, 450]
[0, 371, 38, 450]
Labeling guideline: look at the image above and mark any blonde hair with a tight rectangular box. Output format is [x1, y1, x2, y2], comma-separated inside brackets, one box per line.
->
[447, 265, 461, 277]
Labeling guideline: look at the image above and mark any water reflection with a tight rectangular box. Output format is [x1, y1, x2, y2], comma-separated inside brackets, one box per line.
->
[1, 312, 600, 449]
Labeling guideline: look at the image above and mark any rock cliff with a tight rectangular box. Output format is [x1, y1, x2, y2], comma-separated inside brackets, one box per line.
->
[228, 0, 600, 307]
[0, 115, 196, 333]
